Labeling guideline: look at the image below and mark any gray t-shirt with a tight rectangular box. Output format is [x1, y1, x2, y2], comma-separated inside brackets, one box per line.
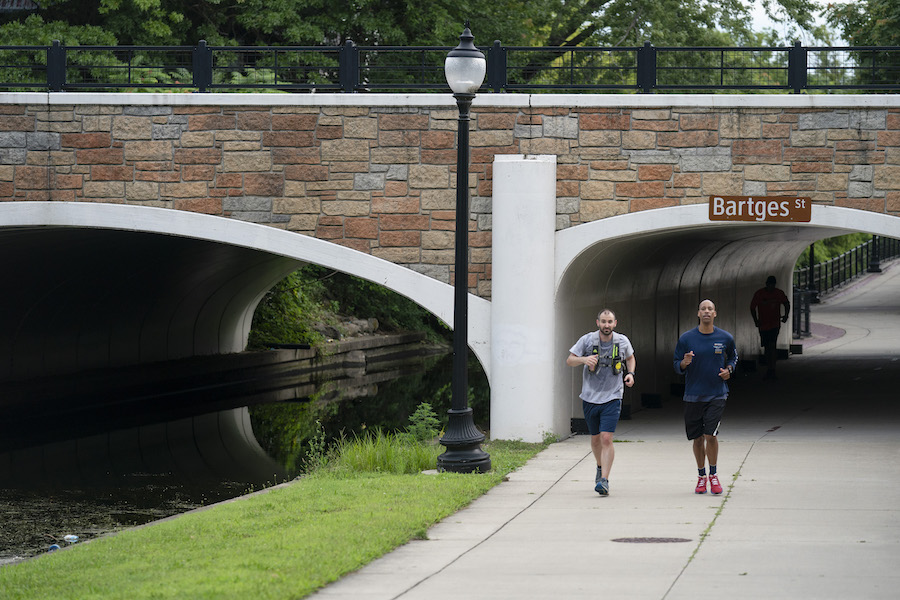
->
[569, 331, 634, 405]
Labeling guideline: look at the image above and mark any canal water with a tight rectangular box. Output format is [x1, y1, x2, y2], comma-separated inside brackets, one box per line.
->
[0, 349, 489, 565]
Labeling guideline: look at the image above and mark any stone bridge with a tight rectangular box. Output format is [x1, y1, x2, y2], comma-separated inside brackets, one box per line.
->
[2, 92, 899, 440]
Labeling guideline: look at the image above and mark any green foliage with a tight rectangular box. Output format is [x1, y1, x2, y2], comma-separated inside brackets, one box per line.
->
[0, 13, 118, 46]
[304, 419, 331, 472]
[248, 392, 340, 476]
[827, 0, 900, 47]
[0, 439, 546, 600]
[304, 265, 451, 342]
[96, 0, 189, 46]
[210, 47, 340, 90]
[330, 429, 442, 474]
[795, 233, 872, 269]
[298, 404, 447, 477]
[0, 0, 828, 89]
[405, 402, 441, 443]
[247, 353, 490, 480]
[247, 266, 450, 351]
[824, 0, 900, 87]
[0, 14, 120, 90]
[246, 267, 328, 350]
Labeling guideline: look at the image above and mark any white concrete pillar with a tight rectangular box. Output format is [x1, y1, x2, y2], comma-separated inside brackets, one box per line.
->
[490, 155, 557, 442]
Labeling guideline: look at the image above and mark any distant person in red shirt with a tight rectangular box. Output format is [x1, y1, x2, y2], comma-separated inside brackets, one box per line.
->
[749, 275, 790, 380]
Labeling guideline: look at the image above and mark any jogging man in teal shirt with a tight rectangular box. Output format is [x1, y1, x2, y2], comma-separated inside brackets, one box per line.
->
[674, 299, 738, 495]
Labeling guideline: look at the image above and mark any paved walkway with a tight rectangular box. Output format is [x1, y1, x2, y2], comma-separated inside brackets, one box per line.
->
[311, 264, 900, 600]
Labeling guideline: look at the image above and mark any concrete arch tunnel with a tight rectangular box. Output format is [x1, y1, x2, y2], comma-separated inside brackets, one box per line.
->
[551, 204, 900, 439]
[2, 193, 898, 449]
[489, 156, 900, 442]
[0, 201, 491, 385]
[0, 201, 490, 483]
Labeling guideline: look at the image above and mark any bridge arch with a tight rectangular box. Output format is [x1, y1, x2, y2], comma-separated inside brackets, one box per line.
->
[0, 202, 490, 382]
[551, 203, 900, 438]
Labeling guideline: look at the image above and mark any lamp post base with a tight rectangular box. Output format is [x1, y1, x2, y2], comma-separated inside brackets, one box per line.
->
[437, 408, 491, 473]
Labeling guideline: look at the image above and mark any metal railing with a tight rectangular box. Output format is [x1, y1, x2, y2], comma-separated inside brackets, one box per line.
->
[1, 40, 899, 93]
[791, 236, 900, 337]
[793, 236, 900, 295]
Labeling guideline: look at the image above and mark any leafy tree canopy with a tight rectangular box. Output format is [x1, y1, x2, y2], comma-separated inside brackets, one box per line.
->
[0, 13, 117, 46]
[826, 0, 900, 46]
[1, 0, 822, 48]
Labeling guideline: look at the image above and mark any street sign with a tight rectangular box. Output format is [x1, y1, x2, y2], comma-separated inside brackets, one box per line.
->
[708, 196, 812, 223]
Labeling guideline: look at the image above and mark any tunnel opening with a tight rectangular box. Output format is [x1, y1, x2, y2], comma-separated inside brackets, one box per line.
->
[555, 205, 900, 432]
[0, 226, 299, 383]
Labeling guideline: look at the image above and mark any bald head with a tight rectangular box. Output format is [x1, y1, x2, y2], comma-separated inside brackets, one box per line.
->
[697, 298, 717, 330]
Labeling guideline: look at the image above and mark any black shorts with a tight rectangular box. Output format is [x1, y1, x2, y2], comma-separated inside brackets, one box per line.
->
[759, 327, 779, 347]
[684, 399, 726, 440]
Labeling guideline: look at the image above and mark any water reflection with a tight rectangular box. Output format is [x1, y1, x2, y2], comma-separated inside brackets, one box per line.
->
[0, 349, 489, 563]
[0, 408, 287, 487]
[250, 352, 490, 476]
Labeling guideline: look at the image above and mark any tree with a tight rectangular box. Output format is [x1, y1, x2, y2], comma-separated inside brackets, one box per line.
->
[1, 0, 818, 48]
[0, 12, 116, 46]
[1, 0, 825, 92]
[795, 233, 872, 269]
[825, 0, 900, 88]
[826, 0, 900, 46]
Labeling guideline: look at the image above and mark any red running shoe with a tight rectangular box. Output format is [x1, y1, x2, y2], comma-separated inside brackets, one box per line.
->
[695, 475, 708, 494]
[709, 474, 723, 495]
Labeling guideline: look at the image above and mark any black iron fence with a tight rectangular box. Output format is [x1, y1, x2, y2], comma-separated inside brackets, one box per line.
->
[1, 40, 899, 93]
[791, 236, 900, 337]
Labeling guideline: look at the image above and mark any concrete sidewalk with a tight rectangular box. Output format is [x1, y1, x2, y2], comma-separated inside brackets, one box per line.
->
[311, 266, 900, 600]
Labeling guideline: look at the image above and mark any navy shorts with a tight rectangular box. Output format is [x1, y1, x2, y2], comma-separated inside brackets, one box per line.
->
[684, 398, 726, 440]
[583, 399, 622, 435]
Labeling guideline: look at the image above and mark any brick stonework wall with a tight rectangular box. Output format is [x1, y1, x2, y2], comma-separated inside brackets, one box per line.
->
[2, 100, 899, 298]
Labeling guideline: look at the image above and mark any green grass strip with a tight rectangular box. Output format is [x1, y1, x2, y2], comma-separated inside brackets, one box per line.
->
[0, 440, 543, 600]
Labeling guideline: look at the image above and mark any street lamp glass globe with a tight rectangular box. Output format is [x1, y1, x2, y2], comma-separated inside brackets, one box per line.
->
[444, 55, 486, 94]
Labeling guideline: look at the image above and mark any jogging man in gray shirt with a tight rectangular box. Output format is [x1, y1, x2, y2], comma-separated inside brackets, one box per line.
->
[567, 308, 636, 496]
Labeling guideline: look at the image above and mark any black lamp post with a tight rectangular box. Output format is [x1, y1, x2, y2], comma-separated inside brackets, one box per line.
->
[437, 22, 491, 473]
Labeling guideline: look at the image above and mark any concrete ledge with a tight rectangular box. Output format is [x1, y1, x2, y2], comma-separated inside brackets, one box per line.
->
[2, 91, 898, 109]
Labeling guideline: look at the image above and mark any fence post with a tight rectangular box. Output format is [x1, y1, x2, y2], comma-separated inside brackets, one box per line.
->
[487, 40, 507, 93]
[47, 40, 66, 92]
[805, 243, 816, 298]
[788, 40, 807, 94]
[339, 40, 359, 92]
[803, 291, 812, 336]
[792, 290, 813, 338]
[792, 290, 800, 338]
[813, 263, 821, 300]
[637, 41, 656, 93]
[868, 235, 882, 272]
[192, 40, 212, 93]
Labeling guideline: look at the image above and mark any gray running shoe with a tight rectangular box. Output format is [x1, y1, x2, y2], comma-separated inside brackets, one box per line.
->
[595, 477, 609, 496]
